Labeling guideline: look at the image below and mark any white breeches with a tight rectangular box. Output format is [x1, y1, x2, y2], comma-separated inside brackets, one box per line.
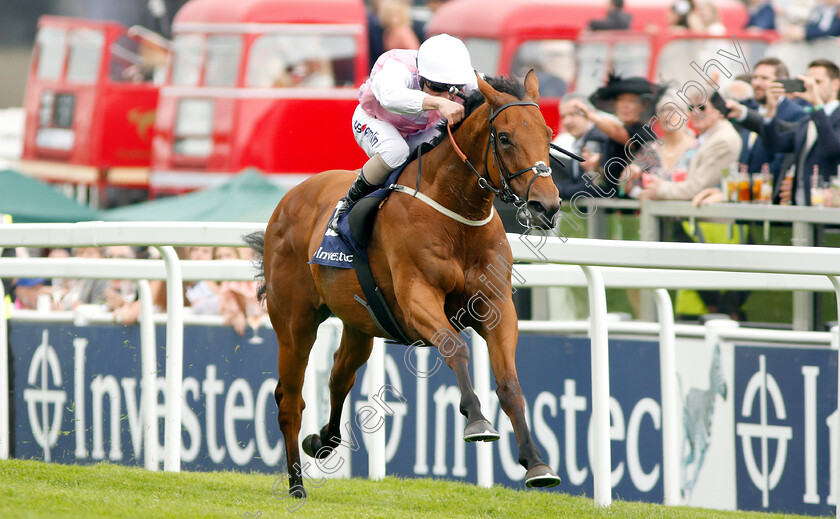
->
[351, 105, 442, 184]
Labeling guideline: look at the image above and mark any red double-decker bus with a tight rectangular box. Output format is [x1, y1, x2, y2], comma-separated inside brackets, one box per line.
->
[19, 16, 166, 203]
[150, 0, 369, 193]
[19, 0, 370, 200]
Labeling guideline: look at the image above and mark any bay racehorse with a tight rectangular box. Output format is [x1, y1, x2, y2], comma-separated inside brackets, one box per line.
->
[246, 71, 562, 497]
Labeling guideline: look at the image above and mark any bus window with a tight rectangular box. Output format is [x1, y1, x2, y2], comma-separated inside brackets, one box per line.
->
[205, 35, 242, 87]
[512, 40, 575, 97]
[246, 34, 357, 88]
[110, 34, 169, 84]
[171, 34, 203, 86]
[110, 36, 143, 82]
[464, 38, 501, 76]
[66, 28, 104, 84]
[654, 38, 767, 87]
[174, 99, 214, 157]
[611, 42, 649, 81]
[575, 42, 608, 95]
[35, 26, 67, 81]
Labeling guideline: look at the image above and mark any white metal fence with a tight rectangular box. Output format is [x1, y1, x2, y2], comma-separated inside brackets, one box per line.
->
[2, 222, 840, 517]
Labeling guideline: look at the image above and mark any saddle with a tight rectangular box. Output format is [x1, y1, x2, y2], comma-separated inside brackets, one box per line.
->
[317, 148, 434, 344]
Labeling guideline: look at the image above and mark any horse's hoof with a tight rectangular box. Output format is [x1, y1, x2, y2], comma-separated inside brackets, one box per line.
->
[302, 433, 330, 459]
[464, 419, 500, 442]
[290, 484, 308, 499]
[525, 464, 561, 488]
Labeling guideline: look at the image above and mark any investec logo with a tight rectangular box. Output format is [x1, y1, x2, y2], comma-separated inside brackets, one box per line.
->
[23, 330, 66, 462]
[736, 355, 792, 508]
[736, 354, 838, 509]
[22, 329, 283, 466]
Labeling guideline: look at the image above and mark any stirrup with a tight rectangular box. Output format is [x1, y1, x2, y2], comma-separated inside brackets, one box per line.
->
[326, 198, 350, 235]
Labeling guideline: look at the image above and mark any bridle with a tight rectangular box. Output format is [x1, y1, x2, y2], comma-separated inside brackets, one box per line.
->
[447, 100, 552, 225]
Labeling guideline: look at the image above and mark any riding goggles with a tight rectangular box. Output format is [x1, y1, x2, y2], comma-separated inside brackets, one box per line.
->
[421, 77, 465, 94]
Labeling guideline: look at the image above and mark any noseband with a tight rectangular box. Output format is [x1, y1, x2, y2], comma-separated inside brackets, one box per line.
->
[448, 100, 552, 223]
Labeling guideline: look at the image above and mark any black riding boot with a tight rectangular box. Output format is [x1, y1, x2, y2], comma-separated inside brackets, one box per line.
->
[327, 174, 379, 233]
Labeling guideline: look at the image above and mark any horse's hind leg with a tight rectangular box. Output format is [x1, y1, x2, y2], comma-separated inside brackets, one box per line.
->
[301, 325, 374, 459]
[271, 309, 320, 499]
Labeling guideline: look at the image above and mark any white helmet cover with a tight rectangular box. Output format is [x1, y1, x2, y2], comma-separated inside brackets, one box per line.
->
[417, 34, 474, 86]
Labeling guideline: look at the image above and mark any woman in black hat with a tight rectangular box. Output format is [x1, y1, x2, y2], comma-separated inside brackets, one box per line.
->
[567, 74, 664, 197]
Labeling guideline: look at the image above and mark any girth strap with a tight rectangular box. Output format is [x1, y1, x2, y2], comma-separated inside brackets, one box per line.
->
[352, 253, 413, 344]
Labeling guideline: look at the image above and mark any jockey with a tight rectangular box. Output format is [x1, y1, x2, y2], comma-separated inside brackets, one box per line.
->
[328, 33, 477, 232]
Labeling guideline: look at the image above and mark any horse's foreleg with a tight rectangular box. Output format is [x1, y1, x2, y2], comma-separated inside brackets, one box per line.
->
[403, 284, 497, 441]
[302, 326, 373, 459]
[480, 301, 561, 488]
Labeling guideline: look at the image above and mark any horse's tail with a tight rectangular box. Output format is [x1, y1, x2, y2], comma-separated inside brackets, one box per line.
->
[242, 231, 267, 302]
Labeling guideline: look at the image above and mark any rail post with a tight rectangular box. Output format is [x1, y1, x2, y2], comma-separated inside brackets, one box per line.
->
[137, 280, 159, 471]
[0, 279, 7, 460]
[368, 337, 386, 480]
[582, 265, 611, 507]
[828, 276, 840, 519]
[156, 246, 183, 472]
[654, 289, 680, 505]
[471, 330, 494, 488]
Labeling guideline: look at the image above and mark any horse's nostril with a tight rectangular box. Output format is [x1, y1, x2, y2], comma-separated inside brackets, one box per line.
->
[527, 200, 547, 215]
[526, 200, 557, 230]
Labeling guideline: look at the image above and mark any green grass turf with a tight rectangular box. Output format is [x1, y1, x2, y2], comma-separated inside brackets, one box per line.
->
[0, 458, 828, 519]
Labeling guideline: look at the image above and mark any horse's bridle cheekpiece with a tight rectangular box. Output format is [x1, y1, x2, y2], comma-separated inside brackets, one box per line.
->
[392, 98, 567, 228]
[447, 100, 553, 227]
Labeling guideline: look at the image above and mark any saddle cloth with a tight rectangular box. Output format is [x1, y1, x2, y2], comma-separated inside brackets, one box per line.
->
[310, 164, 407, 268]
[309, 163, 416, 344]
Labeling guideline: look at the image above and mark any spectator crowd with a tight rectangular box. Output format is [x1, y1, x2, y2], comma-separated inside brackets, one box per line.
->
[551, 55, 840, 208]
[548, 52, 839, 320]
[585, 0, 840, 37]
[6, 246, 265, 338]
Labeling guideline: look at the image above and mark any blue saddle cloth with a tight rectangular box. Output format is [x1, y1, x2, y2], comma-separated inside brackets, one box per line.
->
[310, 166, 407, 269]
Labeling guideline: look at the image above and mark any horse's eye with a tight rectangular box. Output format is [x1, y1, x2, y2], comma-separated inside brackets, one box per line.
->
[498, 133, 512, 146]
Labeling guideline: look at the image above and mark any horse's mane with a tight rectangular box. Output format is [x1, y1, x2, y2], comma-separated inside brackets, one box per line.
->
[423, 75, 527, 152]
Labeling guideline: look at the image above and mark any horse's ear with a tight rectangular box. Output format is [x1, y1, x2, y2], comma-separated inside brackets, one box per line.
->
[524, 68, 540, 103]
[477, 72, 503, 104]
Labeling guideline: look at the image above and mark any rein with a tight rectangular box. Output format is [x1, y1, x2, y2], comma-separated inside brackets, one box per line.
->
[446, 101, 552, 224]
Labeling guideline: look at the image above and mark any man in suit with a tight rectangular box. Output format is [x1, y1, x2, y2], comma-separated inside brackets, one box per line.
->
[783, 0, 840, 40]
[641, 92, 742, 200]
[550, 95, 610, 199]
[805, 0, 840, 40]
[762, 59, 840, 205]
[727, 58, 808, 187]
[745, 0, 776, 29]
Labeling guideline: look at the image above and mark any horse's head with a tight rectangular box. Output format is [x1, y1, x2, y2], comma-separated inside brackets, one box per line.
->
[475, 71, 561, 230]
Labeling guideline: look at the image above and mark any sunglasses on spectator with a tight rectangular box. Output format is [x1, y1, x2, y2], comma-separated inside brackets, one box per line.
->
[422, 77, 465, 94]
[687, 104, 706, 112]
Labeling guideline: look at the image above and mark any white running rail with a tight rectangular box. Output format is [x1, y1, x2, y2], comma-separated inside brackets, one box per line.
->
[1, 223, 839, 518]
